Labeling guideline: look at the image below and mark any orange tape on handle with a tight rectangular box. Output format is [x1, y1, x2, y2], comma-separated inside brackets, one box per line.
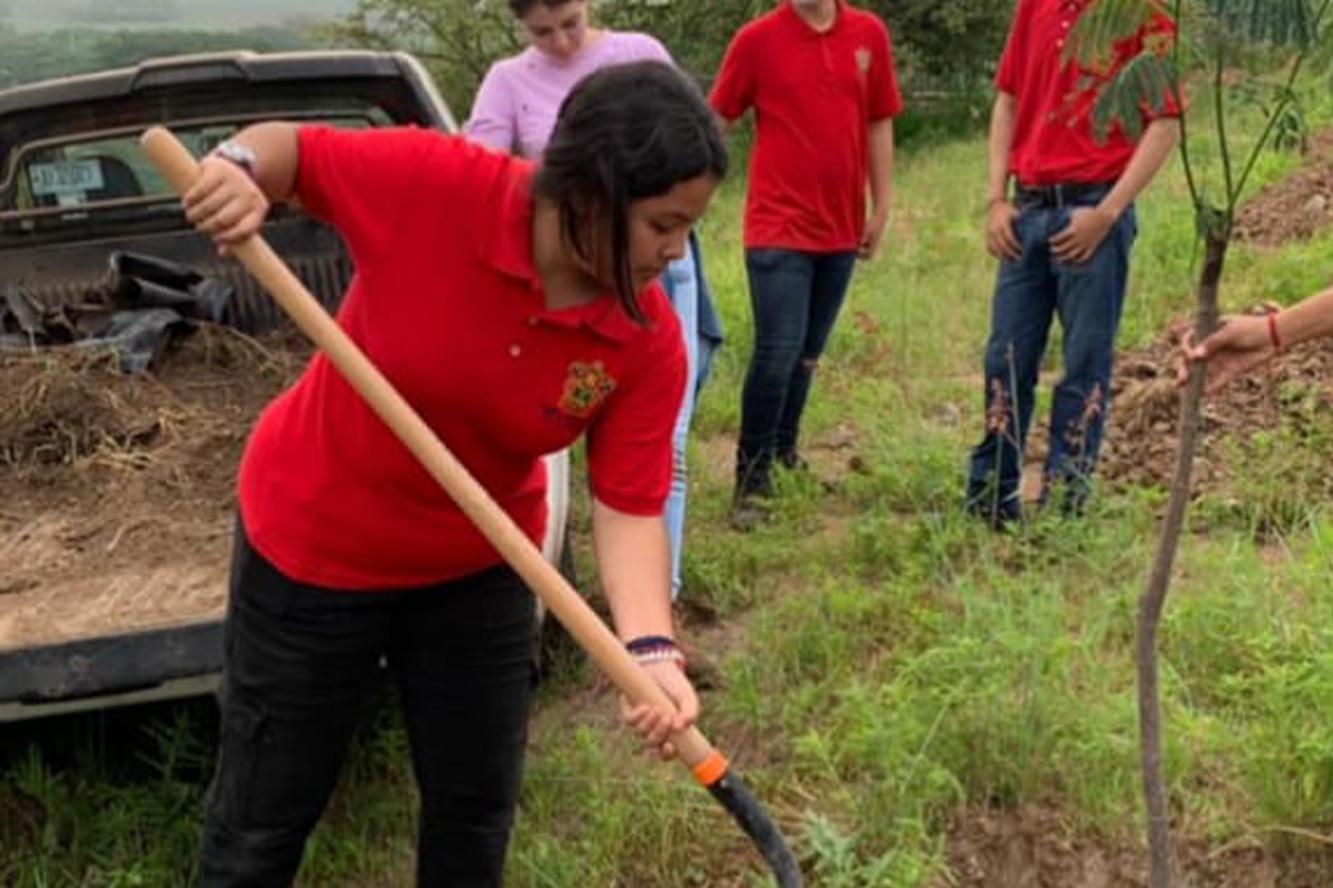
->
[692, 750, 730, 787]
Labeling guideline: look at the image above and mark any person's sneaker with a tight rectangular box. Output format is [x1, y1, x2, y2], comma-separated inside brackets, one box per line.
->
[731, 458, 775, 531]
[964, 482, 1022, 531]
[735, 461, 775, 499]
[730, 494, 771, 532]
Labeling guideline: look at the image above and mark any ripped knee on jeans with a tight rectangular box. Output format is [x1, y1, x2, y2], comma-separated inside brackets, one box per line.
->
[801, 357, 819, 372]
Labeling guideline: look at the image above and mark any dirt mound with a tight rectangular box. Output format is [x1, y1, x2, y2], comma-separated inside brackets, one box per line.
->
[1233, 130, 1333, 248]
[1100, 330, 1333, 495]
[1020, 329, 1333, 499]
[943, 805, 1333, 887]
[0, 325, 307, 647]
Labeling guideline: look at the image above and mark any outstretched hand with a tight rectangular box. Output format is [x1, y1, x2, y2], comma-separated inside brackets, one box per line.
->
[1176, 313, 1276, 393]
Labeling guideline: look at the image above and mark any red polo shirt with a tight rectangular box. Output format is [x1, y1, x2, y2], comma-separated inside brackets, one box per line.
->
[237, 126, 686, 590]
[709, 1, 902, 252]
[997, 0, 1181, 186]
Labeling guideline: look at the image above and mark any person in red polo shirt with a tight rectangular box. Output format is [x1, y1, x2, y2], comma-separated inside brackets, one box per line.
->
[965, 0, 1181, 526]
[709, 0, 901, 525]
[180, 62, 726, 888]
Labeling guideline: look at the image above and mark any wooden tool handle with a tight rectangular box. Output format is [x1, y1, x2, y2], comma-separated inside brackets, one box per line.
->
[141, 126, 716, 771]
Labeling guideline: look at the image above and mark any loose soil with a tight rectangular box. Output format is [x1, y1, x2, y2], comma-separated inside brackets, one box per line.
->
[1014, 330, 1333, 499]
[0, 325, 306, 650]
[942, 804, 1333, 888]
[1233, 129, 1333, 248]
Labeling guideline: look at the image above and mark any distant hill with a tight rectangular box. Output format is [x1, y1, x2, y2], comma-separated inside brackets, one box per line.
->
[1, 0, 358, 29]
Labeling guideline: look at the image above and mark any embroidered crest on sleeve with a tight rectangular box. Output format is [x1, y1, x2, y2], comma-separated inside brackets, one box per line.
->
[558, 360, 617, 418]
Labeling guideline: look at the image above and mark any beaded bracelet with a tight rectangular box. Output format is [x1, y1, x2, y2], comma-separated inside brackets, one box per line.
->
[625, 635, 686, 670]
[625, 635, 678, 654]
[633, 647, 687, 670]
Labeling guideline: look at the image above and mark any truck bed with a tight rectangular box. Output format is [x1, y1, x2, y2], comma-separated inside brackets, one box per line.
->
[0, 325, 306, 656]
[0, 48, 459, 718]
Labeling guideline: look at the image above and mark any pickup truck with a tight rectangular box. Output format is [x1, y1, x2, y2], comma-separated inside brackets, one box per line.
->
[0, 50, 571, 722]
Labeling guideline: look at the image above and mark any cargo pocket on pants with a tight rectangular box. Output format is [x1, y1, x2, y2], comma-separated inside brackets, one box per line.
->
[207, 692, 267, 825]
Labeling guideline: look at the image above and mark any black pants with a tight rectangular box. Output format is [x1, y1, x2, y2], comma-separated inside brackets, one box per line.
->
[198, 525, 537, 888]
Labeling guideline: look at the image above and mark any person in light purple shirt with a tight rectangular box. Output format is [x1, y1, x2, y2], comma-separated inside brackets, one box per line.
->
[467, 0, 722, 614]
[466, 3, 670, 158]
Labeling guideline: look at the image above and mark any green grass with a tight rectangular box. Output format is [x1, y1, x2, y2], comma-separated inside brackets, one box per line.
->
[6, 88, 1333, 886]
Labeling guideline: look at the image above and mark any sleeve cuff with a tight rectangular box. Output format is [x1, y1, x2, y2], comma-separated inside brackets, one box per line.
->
[591, 487, 667, 518]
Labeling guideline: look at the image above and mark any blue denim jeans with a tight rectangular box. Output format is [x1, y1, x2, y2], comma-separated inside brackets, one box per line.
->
[737, 248, 857, 493]
[693, 232, 724, 395]
[662, 243, 700, 600]
[966, 190, 1137, 520]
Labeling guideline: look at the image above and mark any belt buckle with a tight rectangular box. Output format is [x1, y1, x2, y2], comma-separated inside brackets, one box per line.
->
[1018, 185, 1045, 209]
[1051, 183, 1070, 208]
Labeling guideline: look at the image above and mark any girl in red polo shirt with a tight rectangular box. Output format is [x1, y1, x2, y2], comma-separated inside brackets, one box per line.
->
[183, 62, 726, 888]
[465, 0, 725, 610]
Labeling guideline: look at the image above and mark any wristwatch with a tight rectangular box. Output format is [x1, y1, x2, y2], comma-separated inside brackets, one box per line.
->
[211, 140, 258, 181]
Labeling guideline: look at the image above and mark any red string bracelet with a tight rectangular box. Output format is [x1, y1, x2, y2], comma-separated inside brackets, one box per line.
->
[1266, 307, 1282, 353]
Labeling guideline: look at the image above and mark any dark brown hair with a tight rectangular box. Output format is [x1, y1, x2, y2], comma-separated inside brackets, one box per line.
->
[533, 61, 727, 322]
[508, 0, 578, 18]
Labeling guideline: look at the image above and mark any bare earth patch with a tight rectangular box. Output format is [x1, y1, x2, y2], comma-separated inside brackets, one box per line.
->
[0, 326, 306, 650]
[1014, 331, 1333, 498]
[1233, 129, 1333, 248]
[1109, 331, 1333, 494]
[942, 805, 1333, 888]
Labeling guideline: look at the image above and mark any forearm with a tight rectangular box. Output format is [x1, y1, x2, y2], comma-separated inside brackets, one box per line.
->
[988, 93, 1016, 202]
[228, 122, 301, 204]
[591, 499, 675, 642]
[1276, 286, 1333, 349]
[868, 118, 894, 219]
[1099, 117, 1180, 219]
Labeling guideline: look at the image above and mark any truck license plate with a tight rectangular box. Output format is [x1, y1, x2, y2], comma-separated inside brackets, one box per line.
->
[28, 159, 105, 198]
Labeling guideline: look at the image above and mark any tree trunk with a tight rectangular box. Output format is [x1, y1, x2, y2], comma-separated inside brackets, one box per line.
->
[1138, 229, 1227, 888]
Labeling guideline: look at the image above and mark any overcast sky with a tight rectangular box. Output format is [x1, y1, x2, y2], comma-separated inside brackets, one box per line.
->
[5, 0, 359, 28]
